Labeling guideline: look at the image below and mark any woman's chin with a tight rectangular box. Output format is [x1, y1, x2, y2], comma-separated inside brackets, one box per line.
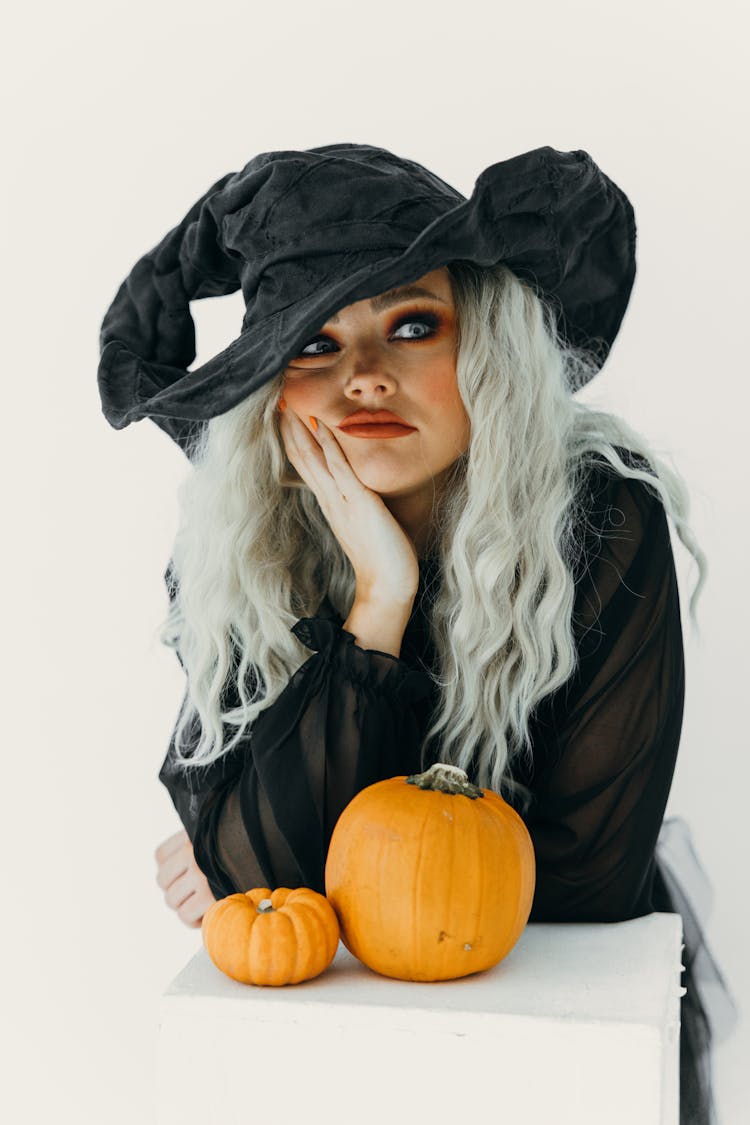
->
[358, 471, 420, 498]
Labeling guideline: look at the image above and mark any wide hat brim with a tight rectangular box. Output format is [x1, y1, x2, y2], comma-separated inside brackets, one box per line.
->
[98, 144, 636, 455]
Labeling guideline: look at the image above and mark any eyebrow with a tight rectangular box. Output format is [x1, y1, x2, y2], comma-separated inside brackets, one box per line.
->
[327, 285, 449, 324]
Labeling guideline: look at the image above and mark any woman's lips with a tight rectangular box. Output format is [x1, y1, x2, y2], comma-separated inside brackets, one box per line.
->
[337, 423, 417, 438]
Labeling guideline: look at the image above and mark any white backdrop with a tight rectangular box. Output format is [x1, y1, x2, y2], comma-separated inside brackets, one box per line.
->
[3, 1, 747, 1121]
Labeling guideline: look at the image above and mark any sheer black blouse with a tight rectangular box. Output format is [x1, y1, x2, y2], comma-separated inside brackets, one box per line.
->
[158, 452, 727, 1125]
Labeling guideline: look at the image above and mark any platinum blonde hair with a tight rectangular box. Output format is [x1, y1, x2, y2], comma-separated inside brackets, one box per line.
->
[157, 261, 707, 813]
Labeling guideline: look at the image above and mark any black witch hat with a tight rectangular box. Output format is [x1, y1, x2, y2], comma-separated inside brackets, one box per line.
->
[98, 143, 636, 455]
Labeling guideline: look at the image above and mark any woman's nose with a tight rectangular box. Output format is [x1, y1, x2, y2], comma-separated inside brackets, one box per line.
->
[345, 338, 398, 383]
[345, 366, 398, 395]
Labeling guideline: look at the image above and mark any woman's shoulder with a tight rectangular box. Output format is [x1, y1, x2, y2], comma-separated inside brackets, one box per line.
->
[572, 444, 670, 588]
[577, 445, 663, 525]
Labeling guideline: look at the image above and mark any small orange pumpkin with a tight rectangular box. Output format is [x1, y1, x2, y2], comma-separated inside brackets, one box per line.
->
[201, 886, 340, 986]
[325, 762, 536, 982]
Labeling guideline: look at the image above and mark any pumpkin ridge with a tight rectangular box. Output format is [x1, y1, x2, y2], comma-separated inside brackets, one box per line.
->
[219, 895, 253, 981]
[448, 790, 476, 962]
[375, 815, 388, 958]
[482, 794, 534, 957]
[286, 900, 322, 979]
[276, 908, 298, 984]
[412, 796, 434, 977]
[236, 898, 255, 964]
[473, 794, 483, 959]
[440, 794, 458, 977]
[247, 902, 268, 981]
[308, 896, 337, 965]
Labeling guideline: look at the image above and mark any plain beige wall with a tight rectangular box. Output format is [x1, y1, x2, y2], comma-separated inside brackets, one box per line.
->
[3, 0, 747, 1121]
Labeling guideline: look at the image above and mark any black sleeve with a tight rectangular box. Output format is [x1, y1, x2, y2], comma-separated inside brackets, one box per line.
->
[157, 564, 434, 900]
[525, 466, 686, 923]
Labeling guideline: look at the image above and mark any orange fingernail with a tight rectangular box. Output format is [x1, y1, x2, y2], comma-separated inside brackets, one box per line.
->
[278, 396, 287, 413]
[308, 415, 318, 432]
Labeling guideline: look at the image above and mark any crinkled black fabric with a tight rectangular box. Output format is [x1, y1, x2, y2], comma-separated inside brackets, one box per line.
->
[98, 144, 635, 455]
[158, 453, 737, 1124]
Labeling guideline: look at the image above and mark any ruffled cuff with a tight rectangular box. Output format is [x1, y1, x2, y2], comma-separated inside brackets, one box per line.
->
[291, 615, 434, 705]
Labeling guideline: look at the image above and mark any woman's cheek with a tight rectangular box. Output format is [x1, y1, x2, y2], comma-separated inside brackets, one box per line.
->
[279, 379, 319, 416]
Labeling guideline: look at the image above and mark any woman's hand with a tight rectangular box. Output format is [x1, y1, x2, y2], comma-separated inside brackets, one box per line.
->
[154, 828, 217, 929]
[279, 405, 420, 604]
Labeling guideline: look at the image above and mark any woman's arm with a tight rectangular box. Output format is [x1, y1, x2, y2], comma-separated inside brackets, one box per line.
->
[525, 467, 685, 923]
[157, 582, 434, 905]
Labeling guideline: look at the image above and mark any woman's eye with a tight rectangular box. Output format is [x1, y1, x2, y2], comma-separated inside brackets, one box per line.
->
[298, 337, 335, 357]
[391, 313, 440, 340]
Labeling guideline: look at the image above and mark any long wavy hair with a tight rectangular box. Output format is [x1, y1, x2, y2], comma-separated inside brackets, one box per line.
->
[157, 260, 708, 813]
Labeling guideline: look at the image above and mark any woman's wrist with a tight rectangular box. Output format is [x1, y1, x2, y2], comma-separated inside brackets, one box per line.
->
[342, 590, 416, 660]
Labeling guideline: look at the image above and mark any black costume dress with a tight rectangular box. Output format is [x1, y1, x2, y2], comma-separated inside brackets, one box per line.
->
[159, 453, 737, 1125]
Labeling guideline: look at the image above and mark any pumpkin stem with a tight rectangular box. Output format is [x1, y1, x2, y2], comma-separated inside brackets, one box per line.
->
[257, 898, 275, 913]
[405, 762, 484, 799]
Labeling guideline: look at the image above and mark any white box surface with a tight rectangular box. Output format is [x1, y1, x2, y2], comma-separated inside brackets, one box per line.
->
[157, 912, 683, 1125]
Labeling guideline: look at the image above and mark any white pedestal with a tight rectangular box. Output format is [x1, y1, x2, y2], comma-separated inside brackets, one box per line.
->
[157, 912, 683, 1125]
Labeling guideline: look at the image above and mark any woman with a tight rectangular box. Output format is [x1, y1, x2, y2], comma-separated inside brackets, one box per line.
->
[99, 144, 736, 1124]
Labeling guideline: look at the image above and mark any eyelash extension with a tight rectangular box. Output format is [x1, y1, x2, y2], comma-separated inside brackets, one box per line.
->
[297, 308, 442, 357]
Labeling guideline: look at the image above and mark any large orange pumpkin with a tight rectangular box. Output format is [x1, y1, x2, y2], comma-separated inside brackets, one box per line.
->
[201, 886, 340, 986]
[324, 762, 535, 982]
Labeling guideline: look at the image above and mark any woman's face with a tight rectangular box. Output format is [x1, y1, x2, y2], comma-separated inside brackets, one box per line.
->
[279, 267, 470, 501]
